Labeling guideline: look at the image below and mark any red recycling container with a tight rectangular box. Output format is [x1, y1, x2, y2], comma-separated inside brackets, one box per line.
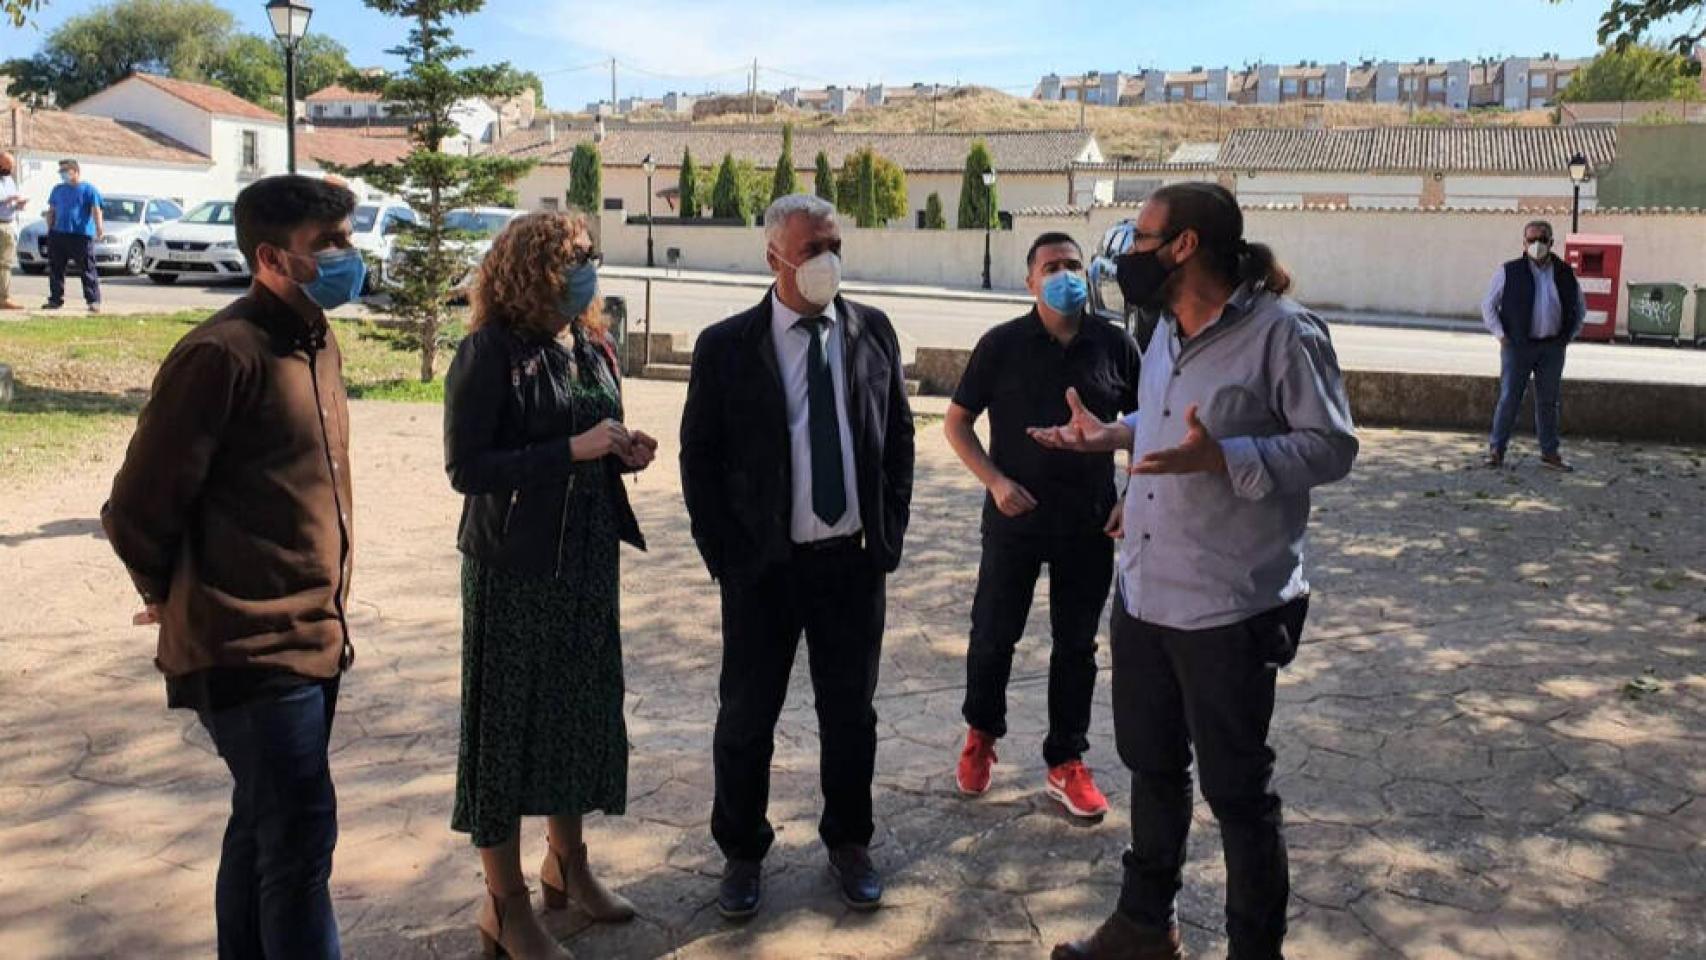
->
[1563, 234, 1623, 343]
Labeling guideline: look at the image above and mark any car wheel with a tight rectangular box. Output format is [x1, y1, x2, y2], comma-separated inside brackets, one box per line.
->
[125, 242, 146, 276]
[147, 273, 178, 285]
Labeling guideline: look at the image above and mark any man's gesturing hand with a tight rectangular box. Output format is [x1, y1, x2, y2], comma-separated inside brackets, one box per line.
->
[1028, 388, 1125, 453]
[1129, 405, 1226, 476]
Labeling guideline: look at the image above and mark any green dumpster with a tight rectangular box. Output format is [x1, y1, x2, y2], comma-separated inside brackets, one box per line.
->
[1625, 282, 1687, 345]
[1694, 287, 1706, 349]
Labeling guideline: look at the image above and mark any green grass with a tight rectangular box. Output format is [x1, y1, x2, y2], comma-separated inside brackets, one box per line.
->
[0, 311, 452, 481]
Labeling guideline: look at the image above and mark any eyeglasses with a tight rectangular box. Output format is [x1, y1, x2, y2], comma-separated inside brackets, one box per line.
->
[1106, 223, 1180, 257]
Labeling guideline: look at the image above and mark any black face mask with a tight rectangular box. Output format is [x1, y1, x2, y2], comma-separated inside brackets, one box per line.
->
[1115, 236, 1179, 311]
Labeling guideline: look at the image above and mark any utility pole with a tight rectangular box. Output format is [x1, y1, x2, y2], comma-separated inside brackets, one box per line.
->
[1079, 77, 1087, 131]
[610, 58, 617, 114]
[932, 83, 939, 132]
[750, 59, 758, 124]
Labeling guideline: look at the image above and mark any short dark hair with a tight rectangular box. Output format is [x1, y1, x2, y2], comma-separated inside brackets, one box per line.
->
[1026, 231, 1081, 268]
[1524, 220, 1554, 241]
[58, 159, 79, 172]
[1151, 182, 1292, 295]
[235, 175, 358, 268]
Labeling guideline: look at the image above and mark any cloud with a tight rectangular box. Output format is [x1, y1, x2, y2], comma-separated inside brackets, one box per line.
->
[512, 0, 1028, 88]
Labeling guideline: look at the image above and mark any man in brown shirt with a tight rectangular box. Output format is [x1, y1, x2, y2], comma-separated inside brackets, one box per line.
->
[102, 174, 365, 959]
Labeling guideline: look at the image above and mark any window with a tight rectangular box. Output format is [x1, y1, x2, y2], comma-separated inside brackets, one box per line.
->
[344, 104, 354, 117]
[1531, 73, 1547, 89]
[1167, 86, 1185, 102]
[313, 104, 326, 118]
[1192, 82, 1208, 99]
[1401, 76, 1419, 92]
[241, 130, 258, 172]
[1428, 77, 1444, 91]
[540, 197, 560, 211]
[1306, 79, 1323, 97]
[1555, 72, 1572, 89]
[1282, 78, 1299, 96]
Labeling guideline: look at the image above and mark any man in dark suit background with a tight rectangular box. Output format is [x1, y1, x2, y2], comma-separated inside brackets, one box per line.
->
[681, 193, 915, 920]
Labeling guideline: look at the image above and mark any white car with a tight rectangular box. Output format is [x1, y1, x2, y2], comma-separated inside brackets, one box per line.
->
[349, 201, 418, 292]
[16, 194, 185, 277]
[145, 200, 247, 285]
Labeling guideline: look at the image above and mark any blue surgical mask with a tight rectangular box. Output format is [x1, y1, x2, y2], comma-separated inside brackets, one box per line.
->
[58, 171, 73, 185]
[560, 261, 599, 320]
[1041, 270, 1089, 315]
[300, 248, 367, 310]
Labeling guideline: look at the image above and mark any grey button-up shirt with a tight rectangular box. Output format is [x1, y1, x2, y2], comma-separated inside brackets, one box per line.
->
[1117, 286, 1358, 631]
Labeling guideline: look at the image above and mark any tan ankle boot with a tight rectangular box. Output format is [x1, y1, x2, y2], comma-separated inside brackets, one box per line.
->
[541, 842, 636, 923]
[476, 887, 573, 960]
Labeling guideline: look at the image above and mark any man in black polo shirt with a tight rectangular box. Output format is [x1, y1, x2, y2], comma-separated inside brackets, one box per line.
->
[945, 232, 1141, 818]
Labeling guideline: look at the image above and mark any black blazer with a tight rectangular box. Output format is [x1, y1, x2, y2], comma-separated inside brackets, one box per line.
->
[680, 291, 915, 584]
[444, 323, 644, 579]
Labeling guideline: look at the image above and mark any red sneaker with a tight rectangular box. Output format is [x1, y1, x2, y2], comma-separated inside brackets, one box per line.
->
[956, 728, 998, 795]
[1046, 760, 1110, 818]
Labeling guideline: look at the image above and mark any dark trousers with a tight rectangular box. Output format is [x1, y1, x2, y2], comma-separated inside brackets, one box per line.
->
[197, 680, 341, 960]
[47, 232, 100, 306]
[1489, 339, 1567, 456]
[1111, 599, 1304, 960]
[962, 530, 1113, 767]
[711, 540, 885, 862]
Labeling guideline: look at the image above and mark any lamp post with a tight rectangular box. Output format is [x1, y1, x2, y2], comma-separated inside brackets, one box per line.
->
[642, 153, 656, 268]
[980, 169, 997, 290]
[266, 0, 314, 175]
[1567, 152, 1590, 235]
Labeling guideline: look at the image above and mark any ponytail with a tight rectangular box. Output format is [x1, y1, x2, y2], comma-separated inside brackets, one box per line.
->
[1235, 240, 1292, 296]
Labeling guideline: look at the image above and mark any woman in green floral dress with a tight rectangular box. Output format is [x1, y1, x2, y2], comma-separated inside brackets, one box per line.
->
[443, 212, 657, 960]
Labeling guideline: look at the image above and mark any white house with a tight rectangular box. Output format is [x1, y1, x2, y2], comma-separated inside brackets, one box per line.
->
[1, 101, 214, 215]
[304, 83, 532, 154]
[68, 72, 287, 204]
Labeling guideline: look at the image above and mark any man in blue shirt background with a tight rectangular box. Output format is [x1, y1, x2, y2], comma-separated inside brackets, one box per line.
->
[44, 158, 106, 313]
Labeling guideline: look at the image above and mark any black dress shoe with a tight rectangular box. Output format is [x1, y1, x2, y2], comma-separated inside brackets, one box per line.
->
[717, 859, 762, 921]
[827, 845, 883, 911]
[1052, 912, 1184, 960]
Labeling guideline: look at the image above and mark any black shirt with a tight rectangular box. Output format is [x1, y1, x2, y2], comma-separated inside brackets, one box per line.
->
[952, 308, 1141, 538]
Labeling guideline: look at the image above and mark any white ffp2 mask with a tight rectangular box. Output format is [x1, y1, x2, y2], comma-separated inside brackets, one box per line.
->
[777, 250, 842, 308]
[1527, 241, 1551, 261]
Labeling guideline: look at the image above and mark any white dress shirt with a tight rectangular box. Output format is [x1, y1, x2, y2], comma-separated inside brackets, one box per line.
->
[0, 175, 20, 228]
[1480, 258, 1586, 341]
[771, 292, 863, 543]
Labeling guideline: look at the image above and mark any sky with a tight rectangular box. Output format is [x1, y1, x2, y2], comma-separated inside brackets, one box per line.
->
[0, 0, 1634, 109]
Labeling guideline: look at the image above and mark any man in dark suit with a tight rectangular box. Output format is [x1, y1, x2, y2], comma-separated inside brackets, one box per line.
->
[681, 193, 915, 919]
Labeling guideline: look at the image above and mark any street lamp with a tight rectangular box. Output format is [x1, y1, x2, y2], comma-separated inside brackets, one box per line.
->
[266, 0, 314, 175]
[642, 153, 656, 268]
[1567, 152, 1590, 234]
[980, 169, 997, 290]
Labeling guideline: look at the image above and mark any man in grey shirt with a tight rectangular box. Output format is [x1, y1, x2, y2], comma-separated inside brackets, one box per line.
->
[1480, 220, 1586, 471]
[1035, 183, 1357, 960]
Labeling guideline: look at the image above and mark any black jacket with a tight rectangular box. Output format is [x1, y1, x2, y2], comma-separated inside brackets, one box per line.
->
[680, 291, 915, 584]
[444, 323, 644, 578]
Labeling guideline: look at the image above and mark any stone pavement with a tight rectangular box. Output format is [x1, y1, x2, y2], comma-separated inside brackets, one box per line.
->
[1, 381, 1703, 959]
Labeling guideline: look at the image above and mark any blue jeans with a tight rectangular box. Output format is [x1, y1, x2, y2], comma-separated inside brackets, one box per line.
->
[1490, 339, 1567, 457]
[197, 681, 341, 960]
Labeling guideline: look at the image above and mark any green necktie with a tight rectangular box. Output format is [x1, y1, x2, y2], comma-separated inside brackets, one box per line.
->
[797, 316, 847, 526]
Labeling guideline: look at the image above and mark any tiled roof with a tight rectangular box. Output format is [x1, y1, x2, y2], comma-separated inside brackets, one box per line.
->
[1216, 125, 1617, 173]
[1168, 141, 1222, 165]
[306, 84, 382, 103]
[0, 108, 209, 165]
[298, 130, 412, 169]
[493, 126, 1097, 173]
[123, 73, 281, 123]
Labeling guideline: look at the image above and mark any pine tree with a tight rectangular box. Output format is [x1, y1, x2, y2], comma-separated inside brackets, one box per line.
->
[329, 0, 535, 383]
[957, 140, 998, 230]
[770, 123, 800, 203]
[678, 147, 700, 219]
[924, 192, 946, 229]
[711, 152, 749, 224]
[566, 142, 602, 212]
[813, 150, 836, 205]
[855, 149, 879, 228]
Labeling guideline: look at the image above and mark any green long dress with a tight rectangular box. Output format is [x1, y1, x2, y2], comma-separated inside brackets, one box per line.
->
[452, 343, 627, 848]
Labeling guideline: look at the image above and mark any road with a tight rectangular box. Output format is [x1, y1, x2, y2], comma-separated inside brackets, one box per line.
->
[6, 271, 1704, 385]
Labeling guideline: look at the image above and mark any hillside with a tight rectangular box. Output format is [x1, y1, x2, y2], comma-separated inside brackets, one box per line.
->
[676, 87, 1555, 160]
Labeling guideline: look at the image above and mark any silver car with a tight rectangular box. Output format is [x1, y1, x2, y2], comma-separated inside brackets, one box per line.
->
[1087, 217, 1163, 352]
[16, 195, 186, 277]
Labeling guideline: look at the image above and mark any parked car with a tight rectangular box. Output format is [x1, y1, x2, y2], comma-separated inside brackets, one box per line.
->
[385, 206, 521, 301]
[16, 195, 185, 277]
[349, 201, 418, 293]
[144, 200, 248, 285]
[1087, 217, 1162, 352]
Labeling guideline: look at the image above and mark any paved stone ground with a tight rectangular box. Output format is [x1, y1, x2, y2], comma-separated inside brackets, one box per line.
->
[2, 380, 1703, 959]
